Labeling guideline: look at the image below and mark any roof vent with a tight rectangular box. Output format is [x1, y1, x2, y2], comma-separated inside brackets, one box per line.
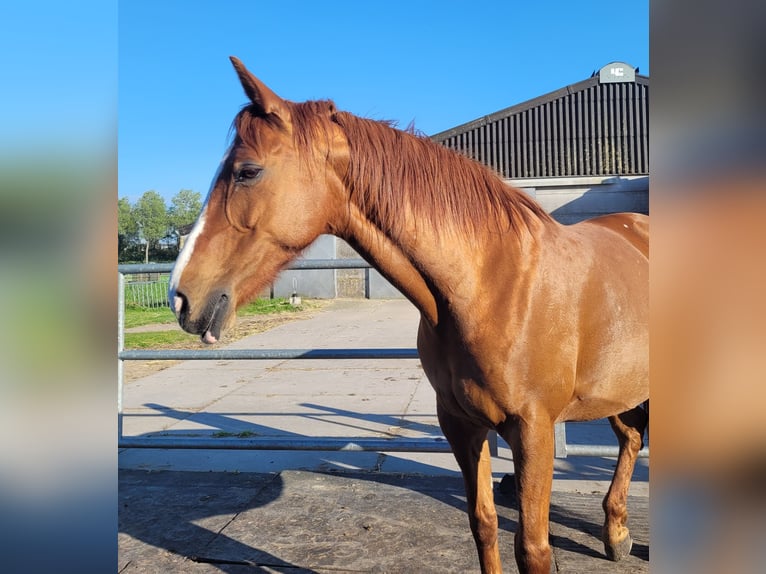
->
[598, 61, 636, 83]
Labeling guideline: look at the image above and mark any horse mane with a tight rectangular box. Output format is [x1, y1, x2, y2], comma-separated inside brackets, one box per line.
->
[332, 111, 552, 239]
[234, 100, 553, 240]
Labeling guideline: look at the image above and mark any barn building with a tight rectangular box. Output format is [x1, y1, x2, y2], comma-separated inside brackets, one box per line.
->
[274, 62, 649, 298]
[432, 61, 648, 223]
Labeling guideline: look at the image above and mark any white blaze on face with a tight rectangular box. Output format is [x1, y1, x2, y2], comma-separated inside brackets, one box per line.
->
[168, 147, 231, 316]
[168, 204, 208, 314]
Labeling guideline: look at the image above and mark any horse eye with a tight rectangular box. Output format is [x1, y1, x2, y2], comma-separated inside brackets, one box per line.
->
[234, 165, 262, 183]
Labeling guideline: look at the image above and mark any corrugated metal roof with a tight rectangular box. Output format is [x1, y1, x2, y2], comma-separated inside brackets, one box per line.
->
[432, 73, 649, 178]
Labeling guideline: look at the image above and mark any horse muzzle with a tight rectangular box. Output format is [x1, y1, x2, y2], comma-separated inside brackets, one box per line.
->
[172, 290, 230, 344]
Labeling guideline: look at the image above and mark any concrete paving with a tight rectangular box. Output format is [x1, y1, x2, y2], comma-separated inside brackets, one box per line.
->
[119, 470, 648, 573]
[118, 298, 649, 573]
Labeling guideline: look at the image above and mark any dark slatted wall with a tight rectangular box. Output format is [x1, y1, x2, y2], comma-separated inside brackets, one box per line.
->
[433, 78, 649, 178]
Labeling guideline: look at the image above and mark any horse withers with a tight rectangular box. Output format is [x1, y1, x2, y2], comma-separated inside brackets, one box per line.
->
[168, 57, 649, 574]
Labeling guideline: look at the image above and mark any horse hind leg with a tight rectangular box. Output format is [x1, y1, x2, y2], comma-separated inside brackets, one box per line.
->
[602, 404, 648, 561]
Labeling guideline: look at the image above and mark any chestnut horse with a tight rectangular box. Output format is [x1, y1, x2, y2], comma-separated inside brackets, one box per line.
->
[169, 57, 648, 574]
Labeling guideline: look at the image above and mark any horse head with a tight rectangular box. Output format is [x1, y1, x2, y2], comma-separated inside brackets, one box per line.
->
[168, 57, 348, 343]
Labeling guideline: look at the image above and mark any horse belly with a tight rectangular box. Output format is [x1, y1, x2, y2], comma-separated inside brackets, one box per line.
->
[555, 221, 649, 422]
[560, 299, 648, 420]
[557, 387, 646, 422]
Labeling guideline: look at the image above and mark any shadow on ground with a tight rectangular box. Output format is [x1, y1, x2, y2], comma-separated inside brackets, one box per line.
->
[119, 404, 648, 573]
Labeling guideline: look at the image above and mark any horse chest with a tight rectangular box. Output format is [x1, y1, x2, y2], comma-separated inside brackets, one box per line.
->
[417, 338, 509, 426]
[430, 374, 507, 428]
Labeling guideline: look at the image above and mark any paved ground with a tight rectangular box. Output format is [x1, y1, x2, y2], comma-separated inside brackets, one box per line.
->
[119, 470, 648, 573]
[118, 299, 649, 573]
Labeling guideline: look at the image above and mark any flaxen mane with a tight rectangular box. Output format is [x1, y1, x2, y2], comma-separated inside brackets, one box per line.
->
[234, 100, 552, 240]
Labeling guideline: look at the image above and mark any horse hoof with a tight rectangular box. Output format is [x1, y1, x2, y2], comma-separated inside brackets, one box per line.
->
[604, 533, 633, 562]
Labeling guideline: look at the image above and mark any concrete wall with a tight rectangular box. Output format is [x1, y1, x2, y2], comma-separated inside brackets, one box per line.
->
[509, 175, 648, 225]
[272, 235, 337, 298]
[271, 175, 648, 298]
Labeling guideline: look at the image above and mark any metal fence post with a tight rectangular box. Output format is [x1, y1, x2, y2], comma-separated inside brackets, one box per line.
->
[118, 272, 125, 442]
[554, 422, 568, 458]
[487, 430, 499, 457]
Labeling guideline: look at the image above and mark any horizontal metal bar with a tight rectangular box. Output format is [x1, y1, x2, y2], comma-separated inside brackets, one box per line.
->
[119, 436, 451, 452]
[287, 258, 372, 270]
[119, 348, 420, 361]
[563, 445, 649, 458]
[118, 258, 372, 275]
[119, 263, 174, 274]
[118, 435, 647, 458]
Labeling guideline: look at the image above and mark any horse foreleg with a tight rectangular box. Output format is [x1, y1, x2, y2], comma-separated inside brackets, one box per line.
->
[503, 416, 556, 574]
[437, 404, 502, 574]
[602, 405, 648, 561]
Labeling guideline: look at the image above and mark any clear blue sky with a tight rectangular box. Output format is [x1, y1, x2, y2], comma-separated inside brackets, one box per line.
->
[119, 0, 648, 203]
[0, 2, 116, 157]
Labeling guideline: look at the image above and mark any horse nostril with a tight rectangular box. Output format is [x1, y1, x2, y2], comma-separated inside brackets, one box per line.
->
[172, 291, 188, 317]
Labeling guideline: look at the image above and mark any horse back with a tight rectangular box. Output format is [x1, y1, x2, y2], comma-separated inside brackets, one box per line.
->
[579, 212, 648, 258]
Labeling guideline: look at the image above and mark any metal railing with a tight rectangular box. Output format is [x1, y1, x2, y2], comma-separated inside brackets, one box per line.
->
[118, 260, 648, 459]
[123, 277, 170, 308]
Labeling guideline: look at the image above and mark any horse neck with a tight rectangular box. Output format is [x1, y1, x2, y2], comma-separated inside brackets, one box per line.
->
[331, 113, 552, 325]
[340, 203, 439, 325]
[339, 198, 543, 329]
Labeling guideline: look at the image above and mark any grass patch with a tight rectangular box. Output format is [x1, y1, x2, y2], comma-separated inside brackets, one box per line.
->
[124, 297, 306, 329]
[237, 297, 307, 316]
[122, 297, 319, 349]
[123, 330, 196, 349]
[124, 305, 177, 328]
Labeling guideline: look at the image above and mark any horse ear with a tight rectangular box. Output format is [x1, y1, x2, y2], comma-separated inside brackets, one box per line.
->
[229, 56, 284, 116]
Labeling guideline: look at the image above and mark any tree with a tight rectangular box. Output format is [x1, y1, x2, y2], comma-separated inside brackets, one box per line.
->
[118, 197, 138, 236]
[133, 190, 168, 263]
[168, 189, 202, 246]
[118, 197, 140, 260]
